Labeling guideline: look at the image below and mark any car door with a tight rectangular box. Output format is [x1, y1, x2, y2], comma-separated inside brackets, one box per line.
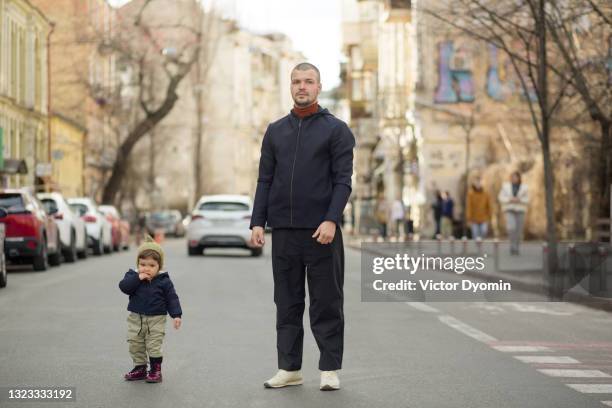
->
[34, 197, 59, 253]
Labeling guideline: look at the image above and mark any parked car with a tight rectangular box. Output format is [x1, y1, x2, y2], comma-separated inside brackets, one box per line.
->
[67, 198, 113, 255]
[0, 189, 62, 270]
[146, 210, 184, 237]
[169, 210, 185, 237]
[0, 208, 7, 287]
[38, 192, 88, 262]
[98, 205, 130, 251]
[187, 194, 260, 257]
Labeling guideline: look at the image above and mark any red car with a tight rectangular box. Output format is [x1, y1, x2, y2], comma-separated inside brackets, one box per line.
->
[0, 189, 62, 271]
[98, 205, 130, 251]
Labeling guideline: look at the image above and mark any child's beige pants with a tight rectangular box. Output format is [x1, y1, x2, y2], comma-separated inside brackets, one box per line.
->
[127, 312, 166, 365]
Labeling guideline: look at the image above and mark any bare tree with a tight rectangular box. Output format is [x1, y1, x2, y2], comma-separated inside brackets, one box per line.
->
[190, 4, 221, 205]
[98, 0, 208, 204]
[422, 0, 574, 297]
[544, 0, 611, 219]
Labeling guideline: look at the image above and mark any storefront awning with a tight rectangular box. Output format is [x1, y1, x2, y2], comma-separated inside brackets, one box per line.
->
[1, 159, 28, 175]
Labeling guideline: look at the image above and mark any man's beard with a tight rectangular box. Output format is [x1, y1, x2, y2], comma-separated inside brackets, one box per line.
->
[293, 97, 316, 107]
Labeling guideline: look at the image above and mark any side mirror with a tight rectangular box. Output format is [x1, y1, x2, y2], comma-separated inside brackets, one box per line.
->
[0, 207, 7, 218]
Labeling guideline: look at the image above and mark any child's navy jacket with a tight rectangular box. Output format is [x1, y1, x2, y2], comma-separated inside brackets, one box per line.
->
[119, 270, 182, 318]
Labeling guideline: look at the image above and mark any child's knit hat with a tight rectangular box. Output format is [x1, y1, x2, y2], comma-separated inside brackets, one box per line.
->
[137, 235, 165, 269]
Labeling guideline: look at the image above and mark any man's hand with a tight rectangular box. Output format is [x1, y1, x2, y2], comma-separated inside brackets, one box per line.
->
[250, 226, 266, 248]
[312, 221, 336, 244]
[173, 317, 182, 330]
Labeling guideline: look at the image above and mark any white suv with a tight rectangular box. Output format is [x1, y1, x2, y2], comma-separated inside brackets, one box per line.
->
[67, 198, 113, 255]
[187, 195, 260, 257]
[38, 192, 88, 262]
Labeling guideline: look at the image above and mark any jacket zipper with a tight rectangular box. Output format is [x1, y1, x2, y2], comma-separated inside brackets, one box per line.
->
[289, 119, 302, 226]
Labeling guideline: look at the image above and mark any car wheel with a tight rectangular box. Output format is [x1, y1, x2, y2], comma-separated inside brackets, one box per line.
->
[77, 228, 88, 259]
[251, 247, 263, 257]
[33, 238, 49, 271]
[48, 232, 62, 267]
[93, 235, 103, 256]
[188, 245, 202, 256]
[64, 230, 77, 263]
[0, 253, 6, 288]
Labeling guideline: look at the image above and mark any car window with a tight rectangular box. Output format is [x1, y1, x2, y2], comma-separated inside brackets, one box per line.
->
[40, 199, 59, 215]
[150, 212, 171, 221]
[0, 194, 27, 213]
[69, 203, 88, 217]
[198, 202, 249, 212]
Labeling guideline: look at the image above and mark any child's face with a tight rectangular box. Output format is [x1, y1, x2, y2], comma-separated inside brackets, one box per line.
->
[138, 256, 160, 279]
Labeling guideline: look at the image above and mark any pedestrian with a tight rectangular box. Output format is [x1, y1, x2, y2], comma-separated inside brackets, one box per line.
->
[375, 196, 389, 241]
[403, 205, 414, 241]
[249, 62, 355, 391]
[136, 212, 147, 245]
[431, 190, 443, 238]
[390, 198, 405, 239]
[466, 178, 491, 240]
[498, 171, 529, 255]
[119, 235, 182, 383]
[441, 191, 455, 238]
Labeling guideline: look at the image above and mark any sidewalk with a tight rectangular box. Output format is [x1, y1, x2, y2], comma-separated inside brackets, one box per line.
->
[348, 235, 612, 312]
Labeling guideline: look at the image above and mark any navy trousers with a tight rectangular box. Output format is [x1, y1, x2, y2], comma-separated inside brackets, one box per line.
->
[271, 227, 344, 371]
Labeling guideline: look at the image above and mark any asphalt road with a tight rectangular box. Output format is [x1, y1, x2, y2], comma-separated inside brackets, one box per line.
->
[1, 237, 611, 408]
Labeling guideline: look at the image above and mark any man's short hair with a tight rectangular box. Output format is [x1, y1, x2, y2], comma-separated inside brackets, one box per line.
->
[292, 62, 320, 83]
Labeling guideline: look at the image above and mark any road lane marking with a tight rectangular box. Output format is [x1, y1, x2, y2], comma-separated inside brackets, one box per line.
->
[507, 302, 574, 316]
[600, 401, 612, 406]
[538, 369, 611, 378]
[438, 315, 497, 344]
[493, 346, 552, 353]
[566, 384, 612, 393]
[515, 356, 580, 364]
[405, 302, 440, 313]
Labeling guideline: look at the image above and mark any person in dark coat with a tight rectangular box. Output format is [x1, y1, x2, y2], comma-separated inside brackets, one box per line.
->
[250, 62, 355, 391]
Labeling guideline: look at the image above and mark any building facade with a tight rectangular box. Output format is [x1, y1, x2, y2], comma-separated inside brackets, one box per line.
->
[0, 0, 51, 189]
[30, 0, 116, 200]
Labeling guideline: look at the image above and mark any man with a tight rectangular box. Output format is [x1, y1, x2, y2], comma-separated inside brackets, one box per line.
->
[250, 62, 355, 391]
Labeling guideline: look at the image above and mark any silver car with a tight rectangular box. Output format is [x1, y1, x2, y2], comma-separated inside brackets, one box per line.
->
[186, 195, 260, 257]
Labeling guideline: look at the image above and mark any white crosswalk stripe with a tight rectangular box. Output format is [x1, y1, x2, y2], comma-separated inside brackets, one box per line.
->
[537, 369, 611, 378]
[566, 384, 612, 393]
[493, 345, 552, 353]
[515, 356, 580, 364]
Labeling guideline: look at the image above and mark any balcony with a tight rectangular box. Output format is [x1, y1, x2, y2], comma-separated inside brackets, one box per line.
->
[384, 0, 411, 22]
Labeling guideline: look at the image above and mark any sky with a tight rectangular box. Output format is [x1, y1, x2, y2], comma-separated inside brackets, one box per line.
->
[108, 0, 343, 90]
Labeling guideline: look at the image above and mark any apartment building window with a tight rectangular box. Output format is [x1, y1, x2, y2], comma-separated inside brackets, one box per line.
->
[35, 37, 41, 109]
[390, 0, 411, 9]
[11, 22, 17, 99]
[19, 27, 26, 104]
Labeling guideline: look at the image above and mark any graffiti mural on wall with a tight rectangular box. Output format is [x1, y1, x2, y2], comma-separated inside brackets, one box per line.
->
[434, 41, 475, 103]
[486, 43, 538, 102]
[486, 44, 511, 101]
[435, 41, 538, 103]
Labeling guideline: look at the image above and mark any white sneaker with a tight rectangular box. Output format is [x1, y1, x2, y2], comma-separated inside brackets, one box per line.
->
[263, 369, 303, 388]
[320, 370, 340, 391]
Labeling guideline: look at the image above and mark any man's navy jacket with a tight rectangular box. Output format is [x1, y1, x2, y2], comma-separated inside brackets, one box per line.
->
[250, 107, 355, 229]
[119, 270, 182, 318]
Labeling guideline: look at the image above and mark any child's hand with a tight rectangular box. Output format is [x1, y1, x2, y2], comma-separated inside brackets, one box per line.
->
[138, 272, 148, 281]
[173, 318, 182, 330]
